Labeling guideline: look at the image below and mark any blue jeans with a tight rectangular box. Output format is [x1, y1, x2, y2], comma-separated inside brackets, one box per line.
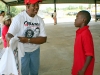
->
[21, 48, 40, 75]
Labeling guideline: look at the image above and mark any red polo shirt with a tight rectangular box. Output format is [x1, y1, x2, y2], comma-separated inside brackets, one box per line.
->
[2, 25, 9, 48]
[72, 26, 95, 75]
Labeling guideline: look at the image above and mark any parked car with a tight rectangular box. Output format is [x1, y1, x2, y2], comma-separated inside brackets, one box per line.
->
[67, 12, 78, 16]
[96, 13, 100, 20]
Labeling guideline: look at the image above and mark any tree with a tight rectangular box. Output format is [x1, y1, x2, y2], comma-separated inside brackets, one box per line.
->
[0, 1, 25, 16]
[10, 6, 21, 16]
[0, 1, 7, 12]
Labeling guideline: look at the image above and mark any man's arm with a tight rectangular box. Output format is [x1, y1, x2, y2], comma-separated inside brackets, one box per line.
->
[6, 33, 14, 46]
[18, 36, 47, 44]
[78, 56, 93, 75]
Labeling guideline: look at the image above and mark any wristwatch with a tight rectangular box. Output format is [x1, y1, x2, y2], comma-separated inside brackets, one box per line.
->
[28, 38, 30, 43]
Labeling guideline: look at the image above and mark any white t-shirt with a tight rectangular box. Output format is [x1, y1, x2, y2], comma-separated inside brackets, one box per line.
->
[8, 11, 46, 52]
[0, 16, 4, 27]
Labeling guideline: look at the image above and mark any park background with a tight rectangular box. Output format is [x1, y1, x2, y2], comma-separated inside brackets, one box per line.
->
[0, 1, 100, 23]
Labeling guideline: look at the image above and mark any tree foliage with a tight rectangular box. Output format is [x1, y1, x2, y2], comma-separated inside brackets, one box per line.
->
[0, 1, 7, 12]
[0, 1, 24, 17]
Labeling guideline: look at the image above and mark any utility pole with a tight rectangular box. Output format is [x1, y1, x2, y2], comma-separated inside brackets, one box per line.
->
[95, 0, 97, 22]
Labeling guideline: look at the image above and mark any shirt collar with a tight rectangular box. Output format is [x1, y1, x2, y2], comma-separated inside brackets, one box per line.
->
[76, 26, 89, 34]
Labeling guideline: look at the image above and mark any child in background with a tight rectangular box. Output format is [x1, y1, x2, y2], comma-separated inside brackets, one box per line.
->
[51, 10, 57, 25]
[0, 11, 5, 37]
[2, 15, 11, 48]
[72, 10, 95, 75]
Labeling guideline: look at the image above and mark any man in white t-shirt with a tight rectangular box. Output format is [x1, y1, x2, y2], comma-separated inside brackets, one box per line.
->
[6, 0, 47, 75]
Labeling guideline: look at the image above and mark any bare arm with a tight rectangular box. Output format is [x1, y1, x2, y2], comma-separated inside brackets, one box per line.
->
[18, 36, 47, 44]
[6, 32, 47, 45]
[6, 33, 14, 46]
[78, 56, 93, 75]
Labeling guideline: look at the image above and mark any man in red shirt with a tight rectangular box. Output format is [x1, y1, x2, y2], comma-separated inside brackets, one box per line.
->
[72, 10, 95, 75]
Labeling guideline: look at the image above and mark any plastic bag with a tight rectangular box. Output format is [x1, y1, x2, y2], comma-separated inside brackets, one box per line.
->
[0, 47, 18, 75]
[0, 48, 5, 59]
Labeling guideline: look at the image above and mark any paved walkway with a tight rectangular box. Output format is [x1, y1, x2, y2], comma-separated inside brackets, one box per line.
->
[0, 21, 100, 75]
[39, 21, 100, 75]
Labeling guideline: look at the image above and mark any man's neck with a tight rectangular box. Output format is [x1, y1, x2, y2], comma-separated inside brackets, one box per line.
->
[26, 11, 35, 17]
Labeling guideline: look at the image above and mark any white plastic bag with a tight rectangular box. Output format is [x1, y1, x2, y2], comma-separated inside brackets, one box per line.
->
[0, 47, 18, 75]
[0, 48, 5, 59]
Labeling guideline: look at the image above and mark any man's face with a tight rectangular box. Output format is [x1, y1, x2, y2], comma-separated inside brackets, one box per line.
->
[74, 12, 84, 27]
[27, 2, 39, 16]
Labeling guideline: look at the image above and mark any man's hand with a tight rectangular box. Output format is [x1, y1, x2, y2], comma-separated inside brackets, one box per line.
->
[18, 37, 28, 43]
[18, 36, 47, 44]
